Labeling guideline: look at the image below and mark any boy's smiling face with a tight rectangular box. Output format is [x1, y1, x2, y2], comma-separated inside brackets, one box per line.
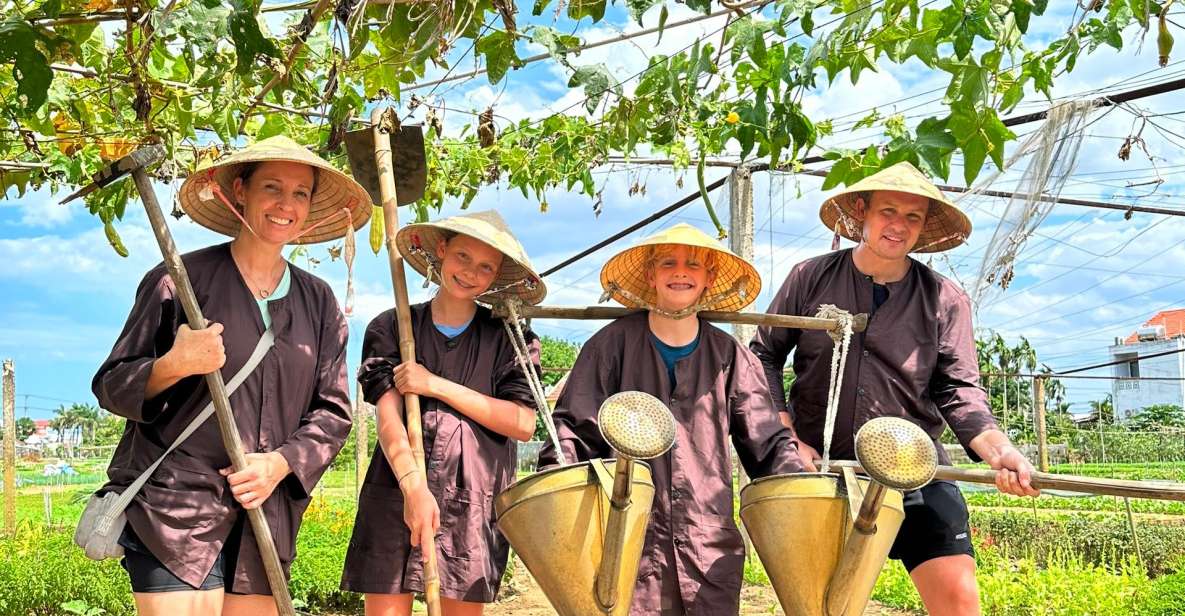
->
[646, 244, 716, 313]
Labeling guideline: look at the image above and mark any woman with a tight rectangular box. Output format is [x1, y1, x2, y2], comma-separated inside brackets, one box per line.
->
[341, 210, 545, 616]
[92, 136, 370, 615]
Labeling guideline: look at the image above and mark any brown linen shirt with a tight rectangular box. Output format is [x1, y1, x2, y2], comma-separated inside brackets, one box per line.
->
[92, 243, 352, 593]
[538, 312, 804, 615]
[749, 249, 996, 464]
[341, 302, 540, 602]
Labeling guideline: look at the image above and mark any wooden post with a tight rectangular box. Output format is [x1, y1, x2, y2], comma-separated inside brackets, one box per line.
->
[355, 381, 369, 498]
[3, 359, 14, 534]
[1034, 375, 1049, 472]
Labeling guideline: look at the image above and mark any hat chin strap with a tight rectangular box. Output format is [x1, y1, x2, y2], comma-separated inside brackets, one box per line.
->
[601, 277, 750, 319]
[199, 170, 259, 239]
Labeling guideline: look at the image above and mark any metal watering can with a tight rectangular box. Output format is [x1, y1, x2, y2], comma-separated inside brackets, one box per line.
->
[494, 392, 676, 615]
[740, 417, 938, 616]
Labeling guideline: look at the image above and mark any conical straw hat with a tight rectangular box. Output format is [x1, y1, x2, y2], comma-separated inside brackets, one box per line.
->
[600, 223, 761, 313]
[178, 136, 372, 245]
[396, 210, 547, 306]
[818, 162, 971, 253]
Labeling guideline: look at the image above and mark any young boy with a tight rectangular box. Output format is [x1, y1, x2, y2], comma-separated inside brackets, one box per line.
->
[538, 223, 805, 615]
[341, 210, 545, 616]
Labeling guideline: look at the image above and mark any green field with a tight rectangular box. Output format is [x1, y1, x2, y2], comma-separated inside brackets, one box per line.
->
[3, 464, 1185, 615]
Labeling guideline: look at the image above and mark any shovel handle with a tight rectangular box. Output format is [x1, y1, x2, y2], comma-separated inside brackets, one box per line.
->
[371, 107, 443, 616]
[131, 168, 296, 616]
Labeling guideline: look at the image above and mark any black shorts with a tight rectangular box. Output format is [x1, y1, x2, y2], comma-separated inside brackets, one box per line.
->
[887, 481, 974, 572]
[119, 517, 245, 594]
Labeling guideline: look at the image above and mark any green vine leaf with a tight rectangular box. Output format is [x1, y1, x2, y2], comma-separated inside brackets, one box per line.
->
[476, 29, 523, 84]
[568, 64, 619, 113]
[0, 18, 54, 113]
[227, 0, 281, 76]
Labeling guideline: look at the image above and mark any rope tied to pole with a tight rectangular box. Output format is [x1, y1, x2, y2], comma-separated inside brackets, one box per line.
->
[815, 304, 854, 473]
[498, 297, 567, 466]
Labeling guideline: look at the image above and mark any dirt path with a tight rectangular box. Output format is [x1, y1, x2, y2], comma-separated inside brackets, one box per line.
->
[486, 557, 917, 615]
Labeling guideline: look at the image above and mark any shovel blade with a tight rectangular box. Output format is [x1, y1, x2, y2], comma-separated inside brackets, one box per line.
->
[344, 124, 427, 207]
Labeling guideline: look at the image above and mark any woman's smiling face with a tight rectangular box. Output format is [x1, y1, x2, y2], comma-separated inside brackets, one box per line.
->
[233, 161, 316, 245]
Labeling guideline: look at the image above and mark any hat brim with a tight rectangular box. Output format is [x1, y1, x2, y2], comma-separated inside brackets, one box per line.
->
[178, 141, 372, 245]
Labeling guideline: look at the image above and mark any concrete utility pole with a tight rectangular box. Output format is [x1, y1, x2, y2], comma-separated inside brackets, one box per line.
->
[728, 167, 755, 346]
[3, 359, 16, 534]
[1034, 376, 1049, 472]
[728, 168, 756, 557]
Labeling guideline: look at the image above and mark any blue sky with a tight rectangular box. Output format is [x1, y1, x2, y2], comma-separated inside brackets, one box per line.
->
[4, 2, 1185, 419]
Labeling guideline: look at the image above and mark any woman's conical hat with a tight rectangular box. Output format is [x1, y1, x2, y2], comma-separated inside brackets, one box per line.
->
[178, 135, 372, 245]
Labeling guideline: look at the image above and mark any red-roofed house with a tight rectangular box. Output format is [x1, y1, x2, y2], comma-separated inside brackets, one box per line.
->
[1109, 309, 1185, 421]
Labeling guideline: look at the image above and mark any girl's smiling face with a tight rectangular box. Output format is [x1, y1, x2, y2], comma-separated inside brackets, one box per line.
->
[434, 234, 504, 301]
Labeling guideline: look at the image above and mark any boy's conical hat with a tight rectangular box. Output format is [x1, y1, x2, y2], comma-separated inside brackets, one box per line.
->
[600, 223, 761, 313]
[396, 210, 546, 306]
[819, 161, 971, 253]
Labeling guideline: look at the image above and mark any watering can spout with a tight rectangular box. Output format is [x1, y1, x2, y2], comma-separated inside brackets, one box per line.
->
[824, 418, 938, 616]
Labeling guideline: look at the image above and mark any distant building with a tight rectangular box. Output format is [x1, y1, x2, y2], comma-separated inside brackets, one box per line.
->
[1109, 309, 1185, 421]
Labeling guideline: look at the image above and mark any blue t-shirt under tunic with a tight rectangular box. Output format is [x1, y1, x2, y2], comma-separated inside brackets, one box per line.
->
[256, 264, 291, 329]
[650, 331, 701, 387]
[435, 319, 472, 339]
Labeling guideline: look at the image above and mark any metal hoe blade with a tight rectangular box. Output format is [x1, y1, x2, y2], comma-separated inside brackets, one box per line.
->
[344, 124, 427, 206]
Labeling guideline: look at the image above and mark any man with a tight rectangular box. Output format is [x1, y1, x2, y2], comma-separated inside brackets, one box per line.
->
[750, 162, 1038, 616]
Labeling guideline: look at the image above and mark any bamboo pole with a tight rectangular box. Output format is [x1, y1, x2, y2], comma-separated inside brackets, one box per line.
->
[370, 106, 443, 616]
[355, 381, 369, 498]
[826, 460, 1185, 502]
[3, 359, 14, 535]
[509, 305, 869, 333]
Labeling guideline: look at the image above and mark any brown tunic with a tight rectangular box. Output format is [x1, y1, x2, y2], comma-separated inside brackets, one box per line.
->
[749, 249, 997, 464]
[341, 302, 539, 602]
[537, 312, 803, 615]
[92, 242, 352, 594]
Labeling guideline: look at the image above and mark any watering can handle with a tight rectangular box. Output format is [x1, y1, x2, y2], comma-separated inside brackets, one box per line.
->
[590, 458, 615, 497]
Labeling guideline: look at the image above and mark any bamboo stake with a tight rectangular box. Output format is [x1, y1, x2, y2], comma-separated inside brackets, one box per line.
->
[508, 304, 869, 333]
[826, 460, 1185, 502]
[371, 106, 443, 616]
[2, 359, 14, 535]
